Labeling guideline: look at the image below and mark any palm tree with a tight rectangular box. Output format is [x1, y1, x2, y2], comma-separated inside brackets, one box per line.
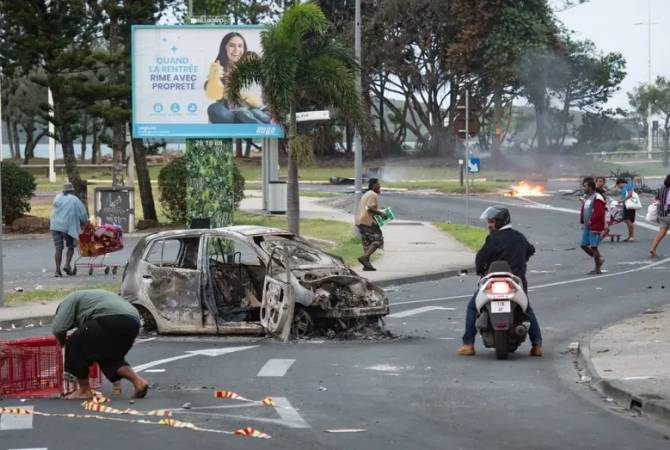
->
[228, 1, 361, 234]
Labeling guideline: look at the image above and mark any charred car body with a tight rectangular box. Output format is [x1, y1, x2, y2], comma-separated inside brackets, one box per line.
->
[121, 226, 389, 340]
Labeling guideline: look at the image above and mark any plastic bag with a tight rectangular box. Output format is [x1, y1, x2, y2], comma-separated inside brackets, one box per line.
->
[646, 201, 659, 223]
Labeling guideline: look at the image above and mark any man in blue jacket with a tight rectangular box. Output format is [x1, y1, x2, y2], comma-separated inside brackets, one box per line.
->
[50, 183, 87, 277]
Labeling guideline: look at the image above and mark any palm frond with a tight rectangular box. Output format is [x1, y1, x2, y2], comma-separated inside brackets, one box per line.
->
[276, 2, 327, 45]
[227, 55, 264, 105]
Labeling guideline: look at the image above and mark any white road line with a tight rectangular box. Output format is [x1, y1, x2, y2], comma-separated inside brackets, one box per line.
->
[257, 359, 296, 377]
[8, 448, 47, 450]
[136, 337, 156, 344]
[0, 406, 34, 431]
[273, 397, 310, 429]
[394, 294, 471, 306]
[387, 306, 456, 318]
[134, 346, 258, 373]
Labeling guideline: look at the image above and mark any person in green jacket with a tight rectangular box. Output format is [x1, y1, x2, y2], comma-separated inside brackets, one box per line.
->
[52, 289, 148, 400]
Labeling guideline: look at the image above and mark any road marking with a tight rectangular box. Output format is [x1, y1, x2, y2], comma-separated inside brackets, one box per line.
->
[622, 376, 655, 380]
[136, 337, 156, 344]
[394, 295, 470, 306]
[8, 448, 47, 450]
[439, 337, 456, 340]
[0, 406, 33, 431]
[134, 346, 258, 373]
[388, 306, 456, 318]
[257, 359, 296, 377]
[145, 369, 166, 373]
[273, 397, 310, 429]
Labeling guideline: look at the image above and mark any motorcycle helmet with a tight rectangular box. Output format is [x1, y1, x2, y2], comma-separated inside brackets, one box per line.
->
[480, 206, 511, 230]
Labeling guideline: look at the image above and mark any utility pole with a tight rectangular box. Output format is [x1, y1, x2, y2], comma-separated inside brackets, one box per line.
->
[465, 88, 470, 227]
[634, 0, 659, 161]
[352, 0, 363, 217]
[0, 74, 4, 306]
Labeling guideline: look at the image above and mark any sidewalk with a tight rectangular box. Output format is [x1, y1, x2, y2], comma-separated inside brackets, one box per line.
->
[241, 191, 475, 285]
[0, 192, 474, 329]
[578, 304, 670, 425]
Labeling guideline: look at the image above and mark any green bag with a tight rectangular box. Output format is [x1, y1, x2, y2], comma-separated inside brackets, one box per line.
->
[374, 207, 395, 227]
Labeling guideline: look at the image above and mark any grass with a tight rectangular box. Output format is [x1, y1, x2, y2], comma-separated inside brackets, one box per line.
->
[234, 211, 361, 265]
[385, 180, 508, 194]
[436, 222, 488, 251]
[4, 282, 121, 307]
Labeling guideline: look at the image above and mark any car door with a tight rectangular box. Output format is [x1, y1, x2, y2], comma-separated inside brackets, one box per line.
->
[260, 247, 295, 342]
[139, 236, 204, 331]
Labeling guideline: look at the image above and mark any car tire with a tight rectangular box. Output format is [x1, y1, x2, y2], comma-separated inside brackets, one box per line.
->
[135, 305, 157, 334]
[291, 305, 314, 339]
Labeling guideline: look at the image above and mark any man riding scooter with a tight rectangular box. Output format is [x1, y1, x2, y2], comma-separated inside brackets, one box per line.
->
[457, 206, 544, 357]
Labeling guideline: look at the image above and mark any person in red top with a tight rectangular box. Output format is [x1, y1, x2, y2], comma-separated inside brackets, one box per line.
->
[580, 178, 607, 275]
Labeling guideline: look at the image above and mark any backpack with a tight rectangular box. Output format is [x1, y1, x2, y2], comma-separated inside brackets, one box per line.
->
[658, 187, 670, 217]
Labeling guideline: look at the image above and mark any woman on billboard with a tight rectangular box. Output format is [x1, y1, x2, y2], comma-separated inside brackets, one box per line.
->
[205, 32, 272, 124]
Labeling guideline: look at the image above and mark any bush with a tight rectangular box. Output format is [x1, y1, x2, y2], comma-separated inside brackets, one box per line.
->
[1, 162, 37, 224]
[158, 158, 187, 223]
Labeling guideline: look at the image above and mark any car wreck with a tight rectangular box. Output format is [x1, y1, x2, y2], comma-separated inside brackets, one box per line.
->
[121, 226, 389, 340]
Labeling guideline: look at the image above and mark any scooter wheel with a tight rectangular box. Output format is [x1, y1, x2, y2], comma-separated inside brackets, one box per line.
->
[494, 330, 509, 360]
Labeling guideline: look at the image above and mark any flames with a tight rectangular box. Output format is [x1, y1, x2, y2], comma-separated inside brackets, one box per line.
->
[506, 181, 546, 197]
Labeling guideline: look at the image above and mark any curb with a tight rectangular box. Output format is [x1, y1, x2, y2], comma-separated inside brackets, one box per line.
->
[0, 314, 55, 332]
[576, 338, 670, 426]
[373, 267, 473, 288]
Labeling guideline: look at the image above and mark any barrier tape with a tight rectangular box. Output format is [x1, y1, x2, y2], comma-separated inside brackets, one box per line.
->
[0, 404, 271, 439]
[213, 390, 275, 407]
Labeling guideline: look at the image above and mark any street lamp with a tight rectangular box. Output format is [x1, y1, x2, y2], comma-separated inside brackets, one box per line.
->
[353, 0, 363, 217]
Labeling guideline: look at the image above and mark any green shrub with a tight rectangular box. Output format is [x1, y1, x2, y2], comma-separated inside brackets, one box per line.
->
[185, 140, 245, 228]
[157, 158, 187, 223]
[1, 162, 37, 224]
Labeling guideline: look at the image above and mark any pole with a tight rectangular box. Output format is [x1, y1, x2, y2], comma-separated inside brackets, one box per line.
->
[126, 124, 135, 186]
[465, 88, 470, 227]
[647, 0, 653, 160]
[48, 88, 57, 183]
[352, 0, 363, 216]
[0, 75, 4, 306]
[188, 0, 193, 19]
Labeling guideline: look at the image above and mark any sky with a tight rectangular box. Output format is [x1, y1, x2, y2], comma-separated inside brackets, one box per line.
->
[556, 0, 670, 111]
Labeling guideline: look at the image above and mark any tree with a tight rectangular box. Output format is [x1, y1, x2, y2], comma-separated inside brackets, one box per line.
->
[630, 77, 670, 166]
[228, 1, 360, 234]
[0, 0, 98, 200]
[575, 111, 631, 147]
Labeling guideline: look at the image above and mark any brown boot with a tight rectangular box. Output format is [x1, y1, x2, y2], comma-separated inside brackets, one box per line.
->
[457, 344, 475, 356]
[530, 345, 543, 357]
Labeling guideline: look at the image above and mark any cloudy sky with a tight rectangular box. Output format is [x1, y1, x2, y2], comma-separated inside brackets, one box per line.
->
[556, 0, 670, 111]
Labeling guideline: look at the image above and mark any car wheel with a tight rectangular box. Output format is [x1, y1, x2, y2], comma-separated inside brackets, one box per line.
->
[135, 305, 157, 334]
[291, 305, 314, 339]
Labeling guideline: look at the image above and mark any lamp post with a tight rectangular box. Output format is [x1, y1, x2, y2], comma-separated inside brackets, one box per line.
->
[352, 0, 363, 217]
[634, 0, 659, 160]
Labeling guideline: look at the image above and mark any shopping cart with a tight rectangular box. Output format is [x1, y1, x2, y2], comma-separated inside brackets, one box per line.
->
[604, 200, 624, 242]
[72, 222, 124, 276]
[0, 336, 102, 399]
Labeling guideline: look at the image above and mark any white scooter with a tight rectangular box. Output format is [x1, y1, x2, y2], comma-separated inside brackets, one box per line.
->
[474, 261, 530, 360]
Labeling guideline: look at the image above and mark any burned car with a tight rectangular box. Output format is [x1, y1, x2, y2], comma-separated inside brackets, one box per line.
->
[121, 226, 389, 340]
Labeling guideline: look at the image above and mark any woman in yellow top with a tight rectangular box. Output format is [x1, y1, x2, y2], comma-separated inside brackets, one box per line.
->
[205, 32, 271, 124]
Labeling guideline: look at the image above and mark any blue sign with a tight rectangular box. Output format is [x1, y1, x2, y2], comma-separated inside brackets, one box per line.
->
[468, 157, 481, 174]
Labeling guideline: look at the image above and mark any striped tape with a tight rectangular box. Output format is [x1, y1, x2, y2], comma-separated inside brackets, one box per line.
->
[214, 389, 275, 407]
[0, 407, 32, 415]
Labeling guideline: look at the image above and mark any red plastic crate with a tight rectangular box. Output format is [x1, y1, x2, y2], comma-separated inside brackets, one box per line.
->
[0, 336, 102, 398]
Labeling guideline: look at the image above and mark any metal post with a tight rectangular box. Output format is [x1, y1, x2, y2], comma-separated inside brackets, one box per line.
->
[126, 125, 135, 186]
[352, 0, 363, 216]
[188, 0, 194, 19]
[647, 0, 653, 160]
[48, 88, 57, 183]
[465, 88, 470, 227]
[0, 74, 4, 305]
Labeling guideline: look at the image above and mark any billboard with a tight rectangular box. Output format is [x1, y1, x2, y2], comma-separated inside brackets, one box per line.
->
[131, 25, 284, 139]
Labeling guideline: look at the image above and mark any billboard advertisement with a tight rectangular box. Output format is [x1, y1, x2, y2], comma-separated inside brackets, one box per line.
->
[131, 25, 284, 139]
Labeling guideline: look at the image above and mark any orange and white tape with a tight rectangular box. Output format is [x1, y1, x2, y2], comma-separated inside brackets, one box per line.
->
[214, 389, 275, 407]
[0, 407, 32, 415]
[235, 427, 272, 439]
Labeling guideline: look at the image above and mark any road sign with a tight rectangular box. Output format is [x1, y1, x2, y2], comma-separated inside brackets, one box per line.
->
[468, 157, 480, 173]
[295, 110, 330, 122]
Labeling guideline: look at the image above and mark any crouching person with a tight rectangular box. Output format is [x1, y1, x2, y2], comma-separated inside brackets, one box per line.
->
[52, 289, 148, 399]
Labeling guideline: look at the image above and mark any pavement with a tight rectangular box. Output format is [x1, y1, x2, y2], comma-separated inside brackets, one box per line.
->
[3, 190, 670, 448]
[578, 304, 670, 426]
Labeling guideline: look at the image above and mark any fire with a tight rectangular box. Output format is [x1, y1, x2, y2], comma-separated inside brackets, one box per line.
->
[507, 181, 546, 197]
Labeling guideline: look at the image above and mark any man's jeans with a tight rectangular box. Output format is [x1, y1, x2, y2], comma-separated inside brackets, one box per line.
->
[462, 291, 542, 346]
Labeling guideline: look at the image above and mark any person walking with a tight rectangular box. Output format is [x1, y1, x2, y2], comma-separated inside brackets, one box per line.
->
[580, 178, 607, 275]
[52, 289, 149, 400]
[650, 174, 670, 258]
[50, 183, 88, 277]
[615, 178, 636, 242]
[356, 178, 387, 271]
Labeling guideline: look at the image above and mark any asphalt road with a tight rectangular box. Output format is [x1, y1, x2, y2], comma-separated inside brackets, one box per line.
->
[2, 191, 670, 449]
